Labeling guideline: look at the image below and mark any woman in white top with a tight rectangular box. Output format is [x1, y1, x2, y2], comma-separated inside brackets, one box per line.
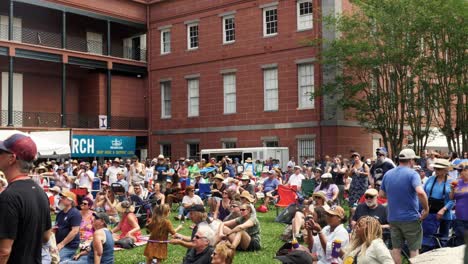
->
[306, 206, 350, 264]
[343, 216, 393, 264]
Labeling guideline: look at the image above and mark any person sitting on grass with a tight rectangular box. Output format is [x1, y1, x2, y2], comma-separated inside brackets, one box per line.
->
[218, 203, 261, 252]
[171, 205, 212, 249]
[181, 224, 215, 264]
[111, 201, 141, 243]
[175, 186, 204, 221]
[211, 240, 235, 264]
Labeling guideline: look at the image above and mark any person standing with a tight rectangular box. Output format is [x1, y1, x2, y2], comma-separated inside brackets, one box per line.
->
[0, 133, 51, 264]
[379, 149, 429, 264]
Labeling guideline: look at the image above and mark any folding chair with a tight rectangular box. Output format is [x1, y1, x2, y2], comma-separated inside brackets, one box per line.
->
[275, 185, 298, 215]
[301, 179, 315, 198]
[198, 183, 212, 201]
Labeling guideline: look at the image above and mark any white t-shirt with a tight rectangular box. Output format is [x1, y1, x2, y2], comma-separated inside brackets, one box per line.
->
[106, 166, 120, 184]
[79, 170, 94, 190]
[288, 173, 305, 187]
[145, 166, 155, 182]
[312, 224, 350, 264]
[182, 195, 204, 206]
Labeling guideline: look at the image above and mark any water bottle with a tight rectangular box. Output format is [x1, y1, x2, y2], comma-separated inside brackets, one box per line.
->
[331, 239, 342, 258]
[291, 237, 299, 249]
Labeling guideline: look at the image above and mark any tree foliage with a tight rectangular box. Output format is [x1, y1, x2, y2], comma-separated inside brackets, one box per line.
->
[317, 0, 467, 156]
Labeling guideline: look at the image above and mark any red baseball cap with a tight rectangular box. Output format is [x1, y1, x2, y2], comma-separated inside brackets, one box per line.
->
[0, 133, 37, 162]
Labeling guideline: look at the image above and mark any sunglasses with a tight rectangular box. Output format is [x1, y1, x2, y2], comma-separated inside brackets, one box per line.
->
[81, 203, 89, 205]
[456, 165, 468, 171]
[364, 195, 376, 199]
[240, 208, 247, 212]
[230, 205, 238, 208]
[194, 235, 206, 240]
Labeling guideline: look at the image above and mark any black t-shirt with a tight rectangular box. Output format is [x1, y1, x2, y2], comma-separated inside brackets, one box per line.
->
[155, 164, 169, 182]
[0, 179, 51, 264]
[352, 203, 388, 225]
[183, 245, 214, 264]
[56, 207, 82, 249]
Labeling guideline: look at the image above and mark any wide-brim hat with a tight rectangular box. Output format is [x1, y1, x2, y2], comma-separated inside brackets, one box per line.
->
[324, 205, 345, 219]
[262, 167, 270, 173]
[432, 158, 451, 169]
[116, 201, 135, 214]
[50, 186, 61, 194]
[240, 191, 254, 203]
[113, 158, 121, 163]
[60, 191, 76, 203]
[245, 157, 252, 162]
[157, 154, 165, 159]
[312, 191, 327, 201]
[240, 174, 250, 181]
[213, 174, 225, 181]
[193, 172, 202, 178]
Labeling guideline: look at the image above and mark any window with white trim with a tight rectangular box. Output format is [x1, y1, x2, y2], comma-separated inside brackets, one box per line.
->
[297, 0, 313, 30]
[263, 6, 278, 36]
[161, 81, 171, 118]
[298, 138, 315, 164]
[160, 144, 171, 159]
[160, 29, 171, 54]
[223, 15, 235, 44]
[222, 142, 237, 149]
[264, 140, 279, 147]
[187, 23, 199, 50]
[187, 143, 200, 160]
[298, 64, 314, 109]
[223, 74, 236, 114]
[263, 68, 278, 111]
[188, 79, 199, 117]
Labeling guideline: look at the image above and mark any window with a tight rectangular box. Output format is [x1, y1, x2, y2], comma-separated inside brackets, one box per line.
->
[187, 143, 200, 160]
[263, 68, 278, 111]
[264, 140, 279, 147]
[298, 139, 315, 165]
[160, 29, 171, 54]
[298, 64, 314, 109]
[0, 16, 21, 41]
[161, 81, 171, 118]
[188, 79, 199, 117]
[297, 0, 313, 30]
[223, 142, 237, 148]
[123, 34, 146, 61]
[160, 144, 171, 159]
[187, 23, 199, 50]
[223, 74, 236, 114]
[223, 16, 235, 44]
[86, 31, 103, 55]
[263, 6, 278, 36]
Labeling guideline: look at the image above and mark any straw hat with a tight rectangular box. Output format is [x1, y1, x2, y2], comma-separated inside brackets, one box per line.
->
[116, 201, 135, 214]
[432, 158, 451, 169]
[324, 206, 345, 219]
[312, 191, 327, 201]
[213, 174, 225, 181]
[240, 174, 250, 181]
[245, 157, 252, 163]
[240, 191, 254, 203]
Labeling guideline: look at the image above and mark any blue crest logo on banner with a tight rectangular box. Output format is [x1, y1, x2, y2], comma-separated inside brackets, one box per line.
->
[72, 135, 136, 157]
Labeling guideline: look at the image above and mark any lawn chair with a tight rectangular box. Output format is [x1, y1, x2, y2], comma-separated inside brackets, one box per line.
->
[198, 183, 212, 201]
[275, 185, 298, 216]
[301, 179, 315, 198]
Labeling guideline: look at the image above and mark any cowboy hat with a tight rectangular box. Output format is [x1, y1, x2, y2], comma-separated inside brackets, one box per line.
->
[213, 174, 225, 181]
[116, 201, 135, 214]
[240, 191, 255, 203]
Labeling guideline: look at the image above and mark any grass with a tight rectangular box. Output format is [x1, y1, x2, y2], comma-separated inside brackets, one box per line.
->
[115, 207, 286, 264]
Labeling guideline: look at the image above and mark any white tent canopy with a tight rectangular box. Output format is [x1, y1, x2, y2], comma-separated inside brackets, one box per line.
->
[0, 130, 71, 158]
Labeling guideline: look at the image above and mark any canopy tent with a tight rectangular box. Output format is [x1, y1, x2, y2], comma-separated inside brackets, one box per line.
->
[424, 129, 463, 152]
[0, 130, 71, 158]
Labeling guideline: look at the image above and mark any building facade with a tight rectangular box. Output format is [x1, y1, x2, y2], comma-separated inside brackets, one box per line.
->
[0, 0, 149, 159]
[148, 0, 377, 162]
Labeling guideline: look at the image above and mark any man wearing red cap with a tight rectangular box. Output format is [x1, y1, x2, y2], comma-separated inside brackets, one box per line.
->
[0, 133, 51, 264]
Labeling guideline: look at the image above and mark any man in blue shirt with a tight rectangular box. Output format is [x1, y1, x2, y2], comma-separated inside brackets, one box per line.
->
[262, 170, 280, 208]
[56, 191, 82, 262]
[380, 149, 429, 264]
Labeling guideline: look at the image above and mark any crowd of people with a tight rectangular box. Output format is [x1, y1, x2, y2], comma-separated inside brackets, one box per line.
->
[0, 132, 467, 264]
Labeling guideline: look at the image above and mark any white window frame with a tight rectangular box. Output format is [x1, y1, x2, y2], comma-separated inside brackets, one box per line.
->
[187, 78, 200, 117]
[297, 138, 315, 164]
[297, 0, 313, 31]
[161, 81, 171, 118]
[187, 23, 199, 50]
[187, 143, 200, 160]
[298, 64, 314, 109]
[0, 16, 22, 41]
[222, 15, 235, 44]
[263, 68, 278, 111]
[160, 29, 171, 54]
[222, 141, 237, 149]
[160, 143, 171, 159]
[223, 74, 236, 114]
[263, 6, 278, 37]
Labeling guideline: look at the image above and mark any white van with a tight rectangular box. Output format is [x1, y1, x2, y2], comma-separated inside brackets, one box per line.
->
[200, 147, 289, 171]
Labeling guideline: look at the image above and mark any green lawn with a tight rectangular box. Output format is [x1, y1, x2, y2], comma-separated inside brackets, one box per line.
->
[115, 208, 286, 264]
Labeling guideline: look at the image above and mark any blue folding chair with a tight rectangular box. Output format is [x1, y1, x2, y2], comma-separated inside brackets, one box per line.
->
[198, 183, 212, 201]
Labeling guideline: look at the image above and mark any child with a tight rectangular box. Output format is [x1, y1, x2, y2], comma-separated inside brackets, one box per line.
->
[144, 204, 181, 263]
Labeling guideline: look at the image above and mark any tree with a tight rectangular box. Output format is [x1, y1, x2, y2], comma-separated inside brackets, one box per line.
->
[316, 0, 467, 156]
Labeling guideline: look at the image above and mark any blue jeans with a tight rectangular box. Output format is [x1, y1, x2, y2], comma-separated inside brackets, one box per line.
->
[178, 206, 189, 218]
[454, 219, 468, 246]
[62, 255, 88, 264]
[59, 247, 78, 263]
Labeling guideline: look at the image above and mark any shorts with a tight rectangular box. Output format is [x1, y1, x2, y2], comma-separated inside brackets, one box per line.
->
[237, 237, 261, 252]
[389, 220, 422, 251]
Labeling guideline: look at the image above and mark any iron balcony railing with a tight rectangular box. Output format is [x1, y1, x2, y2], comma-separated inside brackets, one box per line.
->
[0, 25, 146, 62]
[0, 111, 147, 130]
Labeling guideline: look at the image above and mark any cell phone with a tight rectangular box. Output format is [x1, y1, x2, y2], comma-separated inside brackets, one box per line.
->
[305, 215, 313, 222]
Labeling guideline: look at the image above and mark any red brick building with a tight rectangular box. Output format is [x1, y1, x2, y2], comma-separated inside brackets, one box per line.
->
[148, 0, 377, 161]
[0, 0, 378, 161]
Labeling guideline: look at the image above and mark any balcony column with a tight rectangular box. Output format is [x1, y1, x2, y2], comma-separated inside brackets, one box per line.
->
[106, 20, 111, 56]
[106, 69, 111, 129]
[7, 56, 13, 127]
[8, 0, 13, 41]
[61, 63, 66, 127]
[62, 11, 66, 49]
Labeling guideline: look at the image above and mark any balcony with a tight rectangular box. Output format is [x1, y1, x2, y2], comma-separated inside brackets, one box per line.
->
[1, 111, 147, 130]
[0, 1, 147, 62]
